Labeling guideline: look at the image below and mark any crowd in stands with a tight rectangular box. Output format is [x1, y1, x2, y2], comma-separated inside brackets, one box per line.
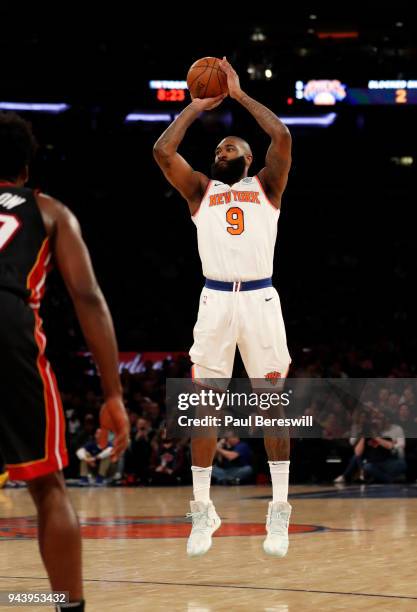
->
[2, 343, 415, 489]
[52, 347, 417, 488]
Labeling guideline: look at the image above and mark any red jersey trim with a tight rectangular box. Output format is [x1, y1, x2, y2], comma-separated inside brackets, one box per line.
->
[6, 311, 68, 480]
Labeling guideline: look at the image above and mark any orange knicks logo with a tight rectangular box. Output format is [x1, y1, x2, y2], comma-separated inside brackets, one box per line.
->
[264, 371, 282, 385]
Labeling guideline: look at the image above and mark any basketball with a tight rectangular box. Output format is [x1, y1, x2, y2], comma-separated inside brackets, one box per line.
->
[187, 57, 228, 99]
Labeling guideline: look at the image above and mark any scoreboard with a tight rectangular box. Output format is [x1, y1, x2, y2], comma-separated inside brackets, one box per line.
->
[295, 79, 417, 106]
[147, 78, 417, 107]
[149, 80, 187, 103]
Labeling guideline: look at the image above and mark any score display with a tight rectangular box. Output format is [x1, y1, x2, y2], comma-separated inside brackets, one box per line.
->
[295, 79, 417, 105]
[347, 88, 417, 105]
[149, 80, 188, 103]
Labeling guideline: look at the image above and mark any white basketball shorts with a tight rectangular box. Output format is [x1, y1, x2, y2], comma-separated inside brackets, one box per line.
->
[189, 284, 291, 382]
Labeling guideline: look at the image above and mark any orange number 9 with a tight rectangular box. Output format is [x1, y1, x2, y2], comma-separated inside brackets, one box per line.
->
[226, 207, 244, 235]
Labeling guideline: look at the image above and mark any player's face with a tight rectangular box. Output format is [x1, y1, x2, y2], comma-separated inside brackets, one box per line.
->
[214, 141, 241, 164]
[211, 141, 247, 184]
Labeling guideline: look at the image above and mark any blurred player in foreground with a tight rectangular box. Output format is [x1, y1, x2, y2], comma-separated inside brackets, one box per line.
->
[0, 112, 129, 611]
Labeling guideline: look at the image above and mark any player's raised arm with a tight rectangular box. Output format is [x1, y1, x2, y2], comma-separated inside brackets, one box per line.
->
[37, 194, 129, 459]
[219, 57, 291, 209]
[153, 95, 226, 213]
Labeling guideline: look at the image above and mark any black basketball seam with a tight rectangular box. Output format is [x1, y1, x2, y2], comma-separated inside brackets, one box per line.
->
[188, 67, 210, 92]
[203, 58, 217, 98]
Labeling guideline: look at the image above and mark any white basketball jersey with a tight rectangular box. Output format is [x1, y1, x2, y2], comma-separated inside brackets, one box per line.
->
[191, 176, 280, 281]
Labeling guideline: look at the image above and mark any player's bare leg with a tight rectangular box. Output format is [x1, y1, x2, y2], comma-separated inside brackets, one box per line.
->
[27, 472, 84, 609]
[263, 435, 292, 557]
[187, 436, 221, 556]
[191, 437, 217, 473]
[264, 435, 289, 462]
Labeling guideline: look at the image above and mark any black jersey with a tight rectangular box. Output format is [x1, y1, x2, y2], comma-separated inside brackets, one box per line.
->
[0, 182, 51, 306]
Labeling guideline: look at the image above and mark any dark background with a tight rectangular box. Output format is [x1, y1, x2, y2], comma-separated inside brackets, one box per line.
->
[1, 4, 416, 376]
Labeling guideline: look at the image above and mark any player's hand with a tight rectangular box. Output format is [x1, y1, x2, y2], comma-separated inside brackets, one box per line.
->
[98, 396, 129, 462]
[219, 57, 242, 99]
[191, 94, 227, 111]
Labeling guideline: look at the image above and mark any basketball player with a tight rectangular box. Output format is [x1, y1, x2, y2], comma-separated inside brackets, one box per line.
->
[0, 112, 129, 611]
[154, 57, 292, 558]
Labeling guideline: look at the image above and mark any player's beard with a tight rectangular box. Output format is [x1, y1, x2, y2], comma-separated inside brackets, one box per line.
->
[210, 155, 246, 185]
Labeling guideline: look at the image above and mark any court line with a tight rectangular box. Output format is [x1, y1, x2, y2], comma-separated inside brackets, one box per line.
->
[0, 576, 416, 601]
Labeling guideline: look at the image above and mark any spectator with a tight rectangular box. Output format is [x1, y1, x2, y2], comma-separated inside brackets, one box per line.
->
[399, 386, 416, 412]
[67, 413, 97, 478]
[124, 417, 154, 484]
[322, 410, 349, 440]
[361, 410, 406, 483]
[398, 404, 417, 482]
[333, 409, 369, 484]
[73, 413, 96, 448]
[76, 429, 113, 485]
[127, 410, 140, 439]
[388, 393, 400, 414]
[212, 431, 254, 485]
[398, 403, 417, 433]
[378, 388, 391, 413]
[142, 401, 163, 430]
[67, 412, 81, 437]
[149, 432, 185, 485]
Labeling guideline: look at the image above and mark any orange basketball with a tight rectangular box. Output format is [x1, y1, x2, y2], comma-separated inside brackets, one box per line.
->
[187, 57, 228, 99]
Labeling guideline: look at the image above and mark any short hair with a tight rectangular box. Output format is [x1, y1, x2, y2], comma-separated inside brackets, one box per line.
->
[229, 136, 252, 155]
[216, 136, 252, 157]
[0, 112, 38, 180]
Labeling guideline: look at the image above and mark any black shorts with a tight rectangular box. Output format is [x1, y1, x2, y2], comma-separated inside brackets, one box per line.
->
[0, 289, 67, 480]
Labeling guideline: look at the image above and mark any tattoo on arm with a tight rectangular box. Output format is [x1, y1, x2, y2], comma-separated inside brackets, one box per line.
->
[237, 92, 290, 138]
[154, 105, 201, 154]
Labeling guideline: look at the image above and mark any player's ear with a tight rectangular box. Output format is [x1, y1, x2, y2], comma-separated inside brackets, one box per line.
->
[246, 154, 253, 168]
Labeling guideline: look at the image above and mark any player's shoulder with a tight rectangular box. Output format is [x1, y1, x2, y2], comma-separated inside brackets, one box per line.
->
[36, 191, 62, 211]
[194, 171, 210, 193]
[188, 172, 210, 208]
[35, 192, 78, 236]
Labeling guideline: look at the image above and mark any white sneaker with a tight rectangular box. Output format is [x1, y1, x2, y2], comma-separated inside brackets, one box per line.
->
[186, 500, 221, 557]
[333, 474, 346, 484]
[263, 501, 292, 557]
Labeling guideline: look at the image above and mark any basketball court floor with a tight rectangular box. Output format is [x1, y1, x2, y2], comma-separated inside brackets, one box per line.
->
[0, 484, 416, 611]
